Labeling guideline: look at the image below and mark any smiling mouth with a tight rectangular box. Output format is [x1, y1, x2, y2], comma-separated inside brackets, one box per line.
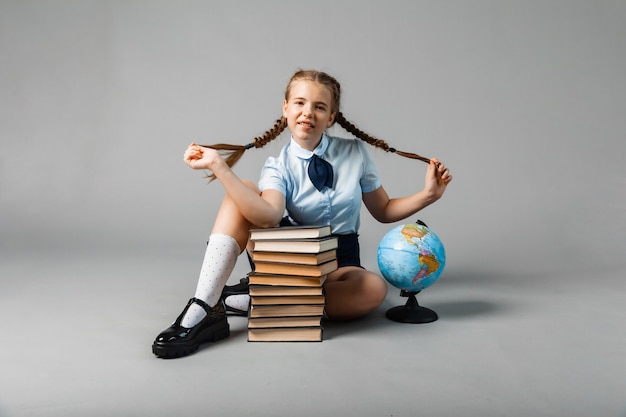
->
[298, 120, 314, 128]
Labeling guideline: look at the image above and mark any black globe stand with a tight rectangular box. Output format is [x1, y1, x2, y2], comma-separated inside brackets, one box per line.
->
[386, 290, 438, 323]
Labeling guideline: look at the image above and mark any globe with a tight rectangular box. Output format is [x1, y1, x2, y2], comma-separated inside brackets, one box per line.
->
[377, 223, 446, 292]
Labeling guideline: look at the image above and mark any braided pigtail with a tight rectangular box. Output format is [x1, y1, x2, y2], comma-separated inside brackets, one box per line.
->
[334, 112, 431, 164]
[199, 117, 288, 181]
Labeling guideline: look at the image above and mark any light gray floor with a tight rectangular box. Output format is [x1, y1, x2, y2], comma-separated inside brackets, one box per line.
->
[1, 244, 624, 417]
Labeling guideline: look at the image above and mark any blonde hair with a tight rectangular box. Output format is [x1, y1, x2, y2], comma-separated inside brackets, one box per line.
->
[200, 69, 430, 181]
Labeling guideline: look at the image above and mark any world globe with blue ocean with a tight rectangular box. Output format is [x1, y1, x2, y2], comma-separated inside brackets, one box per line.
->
[377, 223, 446, 292]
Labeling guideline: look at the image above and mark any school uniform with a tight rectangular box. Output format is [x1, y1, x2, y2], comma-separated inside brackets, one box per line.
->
[259, 133, 382, 267]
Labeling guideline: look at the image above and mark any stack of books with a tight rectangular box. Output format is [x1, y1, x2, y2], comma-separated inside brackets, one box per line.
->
[247, 225, 338, 342]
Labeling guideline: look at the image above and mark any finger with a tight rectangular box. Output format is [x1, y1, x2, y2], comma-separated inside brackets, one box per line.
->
[185, 150, 201, 161]
[432, 165, 442, 180]
[429, 158, 439, 173]
[430, 158, 446, 173]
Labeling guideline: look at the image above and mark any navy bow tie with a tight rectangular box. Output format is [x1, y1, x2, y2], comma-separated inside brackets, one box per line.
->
[307, 154, 334, 191]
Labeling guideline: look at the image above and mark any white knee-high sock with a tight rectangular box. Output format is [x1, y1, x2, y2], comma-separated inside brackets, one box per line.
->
[181, 234, 240, 328]
[224, 294, 251, 312]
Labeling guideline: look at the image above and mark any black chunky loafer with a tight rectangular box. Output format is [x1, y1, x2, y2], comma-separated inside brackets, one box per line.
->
[152, 297, 229, 359]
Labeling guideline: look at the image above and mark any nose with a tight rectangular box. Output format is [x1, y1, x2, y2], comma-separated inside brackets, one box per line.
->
[302, 103, 314, 117]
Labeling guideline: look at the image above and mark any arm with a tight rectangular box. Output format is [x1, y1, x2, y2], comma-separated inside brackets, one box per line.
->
[184, 143, 286, 228]
[362, 158, 452, 223]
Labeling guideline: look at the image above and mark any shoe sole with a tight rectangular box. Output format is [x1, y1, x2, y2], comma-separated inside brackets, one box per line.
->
[152, 318, 230, 359]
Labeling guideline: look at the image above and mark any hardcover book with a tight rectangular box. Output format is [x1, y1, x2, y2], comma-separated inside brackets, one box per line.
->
[251, 236, 338, 254]
[248, 327, 323, 342]
[248, 273, 328, 287]
[250, 295, 325, 305]
[252, 259, 338, 277]
[247, 316, 323, 329]
[251, 249, 337, 265]
[249, 304, 325, 318]
[249, 225, 332, 241]
[249, 285, 324, 297]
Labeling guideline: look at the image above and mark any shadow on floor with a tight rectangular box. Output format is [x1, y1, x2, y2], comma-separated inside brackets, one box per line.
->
[427, 299, 501, 318]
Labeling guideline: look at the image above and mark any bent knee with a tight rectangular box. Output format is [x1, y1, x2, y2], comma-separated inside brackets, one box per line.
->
[351, 273, 387, 314]
[366, 274, 388, 308]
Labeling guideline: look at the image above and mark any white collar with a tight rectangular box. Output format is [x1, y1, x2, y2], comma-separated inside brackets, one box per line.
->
[290, 133, 330, 160]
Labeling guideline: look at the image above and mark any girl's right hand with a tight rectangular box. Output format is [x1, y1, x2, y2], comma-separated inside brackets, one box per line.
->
[183, 143, 222, 170]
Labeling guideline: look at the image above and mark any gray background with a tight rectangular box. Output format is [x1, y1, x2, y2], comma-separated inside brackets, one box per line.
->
[1, 1, 625, 416]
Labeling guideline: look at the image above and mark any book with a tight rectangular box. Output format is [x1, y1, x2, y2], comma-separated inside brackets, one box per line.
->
[247, 225, 331, 343]
[251, 249, 337, 265]
[248, 273, 327, 287]
[247, 316, 323, 329]
[250, 295, 325, 305]
[248, 327, 323, 342]
[249, 304, 325, 318]
[249, 285, 323, 297]
[253, 259, 338, 277]
[252, 236, 338, 254]
[249, 225, 332, 241]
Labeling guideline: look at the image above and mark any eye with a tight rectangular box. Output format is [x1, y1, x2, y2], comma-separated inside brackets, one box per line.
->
[316, 105, 327, 111]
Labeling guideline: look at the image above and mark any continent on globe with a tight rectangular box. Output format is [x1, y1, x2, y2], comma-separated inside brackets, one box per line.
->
[400, 224, 427, 241]
[414, 250, 440, 284]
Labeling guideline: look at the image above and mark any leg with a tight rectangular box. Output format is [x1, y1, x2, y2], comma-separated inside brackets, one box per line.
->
[213, 180, 257, 315]
[211, 179, 260, 252]
[152, 180, 259, 358]
[186, 179, 263, 315]
[323, 267, 388, 321]
[187, 179, 260, 314]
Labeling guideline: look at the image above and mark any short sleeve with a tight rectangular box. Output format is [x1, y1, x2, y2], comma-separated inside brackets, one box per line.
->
[258, 156, 287, 196]
[357, 140, 382, 193]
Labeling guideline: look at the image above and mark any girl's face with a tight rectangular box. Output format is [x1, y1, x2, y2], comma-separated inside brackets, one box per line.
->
[283, 80, 336, 151]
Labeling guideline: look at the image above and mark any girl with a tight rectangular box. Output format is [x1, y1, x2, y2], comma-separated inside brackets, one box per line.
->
[152, 69, 452, 358]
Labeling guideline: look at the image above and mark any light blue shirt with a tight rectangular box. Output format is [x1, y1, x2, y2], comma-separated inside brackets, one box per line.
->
[258, 134, 382, 235]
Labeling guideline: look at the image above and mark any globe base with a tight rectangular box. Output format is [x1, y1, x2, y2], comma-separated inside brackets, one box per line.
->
[385, 290, 438, 324]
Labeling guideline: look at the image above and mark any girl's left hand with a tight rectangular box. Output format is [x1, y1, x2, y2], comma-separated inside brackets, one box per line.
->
[424, 158, 452, 201]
